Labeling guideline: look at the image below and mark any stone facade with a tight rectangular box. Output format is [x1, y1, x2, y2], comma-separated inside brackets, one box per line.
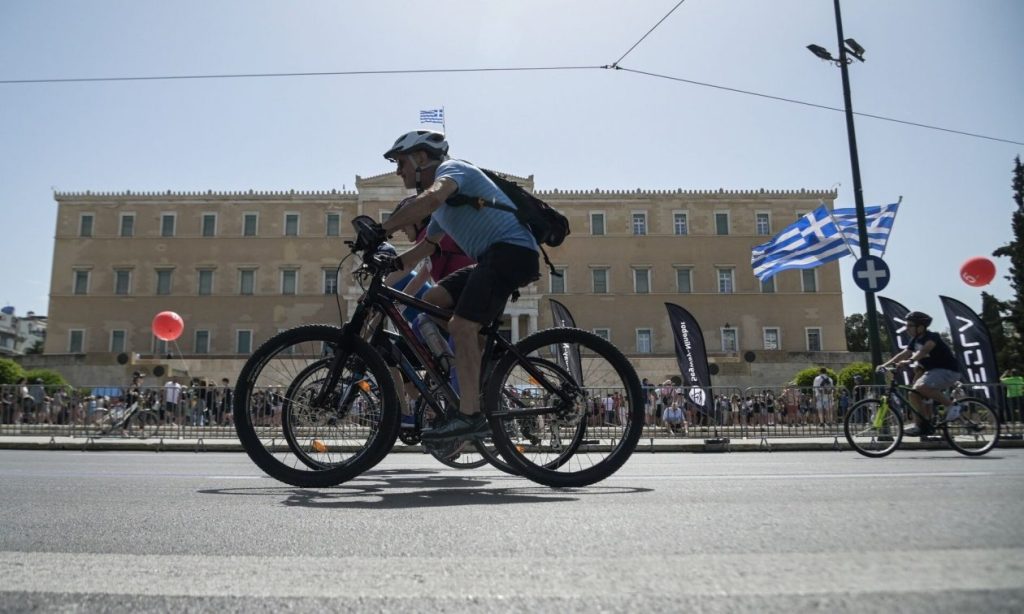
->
[45, 170, 848, 386]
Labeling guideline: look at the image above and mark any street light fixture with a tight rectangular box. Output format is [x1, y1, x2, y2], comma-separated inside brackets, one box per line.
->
[808, 0, 885, 374]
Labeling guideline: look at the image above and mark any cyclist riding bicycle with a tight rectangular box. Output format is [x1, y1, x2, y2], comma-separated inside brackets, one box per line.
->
[877, 310, 962, 437]
[376, 130, 541, 442]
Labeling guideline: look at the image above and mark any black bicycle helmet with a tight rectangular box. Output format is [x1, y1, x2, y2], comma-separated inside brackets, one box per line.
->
[905, 311, 932, 327]
[383, 130, 448, 161]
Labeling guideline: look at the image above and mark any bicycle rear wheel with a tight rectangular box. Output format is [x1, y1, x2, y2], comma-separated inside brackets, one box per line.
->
[126, 411, 159, 439]
[843, 399, 903, 458]
[942, 396, 1000, 456]
[233, 325, 400, 487]
[483, 328, 643, 487]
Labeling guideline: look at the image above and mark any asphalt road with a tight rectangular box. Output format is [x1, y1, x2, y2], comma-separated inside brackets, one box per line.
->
[1, 448, 1023, 612]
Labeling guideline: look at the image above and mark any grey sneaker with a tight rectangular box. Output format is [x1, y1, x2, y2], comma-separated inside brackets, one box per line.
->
[421, 413, 490, 442]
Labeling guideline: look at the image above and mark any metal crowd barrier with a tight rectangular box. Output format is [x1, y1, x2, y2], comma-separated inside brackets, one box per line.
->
[1, 381, 1021, 450]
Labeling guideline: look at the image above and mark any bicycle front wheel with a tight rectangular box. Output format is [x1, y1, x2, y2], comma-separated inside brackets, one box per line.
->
[483, 327, 644, 487]
[233, 325, 400, 487]
[942, 396, 1001, 456]
[843, 399, 903, 458]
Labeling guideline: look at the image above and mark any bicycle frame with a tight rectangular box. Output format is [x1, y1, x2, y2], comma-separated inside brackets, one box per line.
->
[874, 375, 961, 429]
[315, 256, 575, 422]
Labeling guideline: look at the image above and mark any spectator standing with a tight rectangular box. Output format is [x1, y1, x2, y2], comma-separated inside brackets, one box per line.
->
[812, 368, 834, 426]
[163, 379, 182, 425]
[1001, 369, 1023, 424]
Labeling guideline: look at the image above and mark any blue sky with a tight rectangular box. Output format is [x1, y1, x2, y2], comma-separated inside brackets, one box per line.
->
[1, 0, 1021, 331]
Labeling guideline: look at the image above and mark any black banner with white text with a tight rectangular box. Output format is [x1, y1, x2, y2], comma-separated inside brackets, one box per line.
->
[940, 295, 1000, 403]
[877, 296, 914, 385]
[664, 303, 712, 414]
[548, 299, 584, 385]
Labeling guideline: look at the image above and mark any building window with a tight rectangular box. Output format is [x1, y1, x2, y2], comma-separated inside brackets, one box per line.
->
[674, 212, 688, 236]
[633, 268, 650, 294]
[119, 214, 135, 238]
[756, 212, 771, 235]
[202, 213, 217, 237]
[68, 329, 85, 353]
[761, 276, 776, 293]
[550, 268, 566, 294]
[284, 213, 300, 237]
[239, 269, 255, 295]
[243, 213, 258, 237]
[632, 212, 647, 236]
[715, 212, 730, 235]
[592, 268, 609, 294]
[806, 328, 822, 351]
[160, 213, 176, 237]
[282, 269, 298, 295]
[380, 210, 392, 224]
[236, 330, 253, 354]
[110, 330, 126, 353]
[153, 337, 168, 356]
[73, 270, 90, 295]
[717, 268, 735, 294]
[156, 270, 173, 296]
[721, 328, 738, 352]
[593, 328, 611, 342]
[197, 269, 214, 296]
[802, 269, 818, 293]
[763, 327, 780, 350]
[195, 330, 210, 354]
[590, 212, 605, 236]
[114, 269, 131, 296]
[323, 269, 338, 295]
[636, 329, 653, 354]
[676, 268, 692, 293]
[79, 214, 94, 238]
[326, 213, 340, 237]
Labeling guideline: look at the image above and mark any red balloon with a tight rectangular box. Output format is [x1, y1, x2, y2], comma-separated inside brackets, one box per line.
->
[152, 311, 185, 341]
[960, 257, 996, 287]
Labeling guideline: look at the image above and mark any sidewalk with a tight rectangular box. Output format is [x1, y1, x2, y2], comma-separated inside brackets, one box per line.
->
[3, 434, 1020, 453]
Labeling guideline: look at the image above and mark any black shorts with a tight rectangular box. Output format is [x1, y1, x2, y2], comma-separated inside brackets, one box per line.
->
[438, 243, 540, 325]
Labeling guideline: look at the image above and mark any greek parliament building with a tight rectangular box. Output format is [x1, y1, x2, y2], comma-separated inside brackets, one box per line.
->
[43, 170, 849, 387]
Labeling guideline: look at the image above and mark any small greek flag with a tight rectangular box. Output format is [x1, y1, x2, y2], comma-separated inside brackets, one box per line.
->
[419, 108, 444, 124]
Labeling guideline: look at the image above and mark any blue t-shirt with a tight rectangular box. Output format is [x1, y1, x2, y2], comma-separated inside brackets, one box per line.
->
[428, 159, 538, 260]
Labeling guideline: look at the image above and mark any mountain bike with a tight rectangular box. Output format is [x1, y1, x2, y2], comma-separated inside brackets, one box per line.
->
[233, 216, 644, 488]
[843, 366, 1001, 458]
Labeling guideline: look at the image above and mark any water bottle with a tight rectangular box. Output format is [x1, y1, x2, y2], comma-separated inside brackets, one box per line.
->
[414, 314, 455, 375]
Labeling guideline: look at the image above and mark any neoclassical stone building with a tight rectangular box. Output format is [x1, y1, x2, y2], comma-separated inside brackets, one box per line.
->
[45, 171, 846, 385]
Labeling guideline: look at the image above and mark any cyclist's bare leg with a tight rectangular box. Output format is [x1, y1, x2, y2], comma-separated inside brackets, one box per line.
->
[450, 314, 483, 415]
[911, 384, 952, 424]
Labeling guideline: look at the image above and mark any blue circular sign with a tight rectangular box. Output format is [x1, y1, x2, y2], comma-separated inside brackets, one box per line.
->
[852, 255, 890, 292]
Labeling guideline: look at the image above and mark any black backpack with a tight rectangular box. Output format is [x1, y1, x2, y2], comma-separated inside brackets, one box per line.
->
[447, 164, 570, 275]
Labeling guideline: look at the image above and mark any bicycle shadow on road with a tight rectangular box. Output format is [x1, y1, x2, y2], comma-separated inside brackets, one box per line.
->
[198, 471, 651, 510]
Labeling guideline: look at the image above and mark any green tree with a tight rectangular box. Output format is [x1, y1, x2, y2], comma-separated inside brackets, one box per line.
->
[23, 369, 67, 388]
[981, 291, 1011, 370]
[0, 358, 25, 385]
[838, 362, 873, 391]
[845, 313, 893, 355]
[793, 366, 838, 388]
[992, 156, 1024, 370]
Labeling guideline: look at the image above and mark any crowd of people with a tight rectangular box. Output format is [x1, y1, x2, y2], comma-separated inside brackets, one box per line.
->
[0, 373, 238, 428]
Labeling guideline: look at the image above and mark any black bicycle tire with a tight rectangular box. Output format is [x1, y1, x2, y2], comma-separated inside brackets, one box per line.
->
[126, 411, 159, 439]
[483, 327, 644, 487]
[941, 396, 1001, 456]
[843, 399, 904, 458]
[233, 325, 401, 487]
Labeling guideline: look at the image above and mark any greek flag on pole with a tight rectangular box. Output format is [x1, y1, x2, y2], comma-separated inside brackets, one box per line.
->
[419, 108, 444, 124]
[751, 205, 850, 281]
[831, 202, 900, 257]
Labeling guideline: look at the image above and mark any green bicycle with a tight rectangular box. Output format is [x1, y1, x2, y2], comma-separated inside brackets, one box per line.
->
[843, 366, 1001, 458]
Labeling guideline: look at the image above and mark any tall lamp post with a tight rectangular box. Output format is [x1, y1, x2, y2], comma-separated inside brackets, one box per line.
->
[807, 0, 884, 371]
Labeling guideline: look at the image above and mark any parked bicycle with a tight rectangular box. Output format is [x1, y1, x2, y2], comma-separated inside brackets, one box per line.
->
[89, 400, 161, 439]
[843, 366, 1001, 457]
[233, 216, 644, 488]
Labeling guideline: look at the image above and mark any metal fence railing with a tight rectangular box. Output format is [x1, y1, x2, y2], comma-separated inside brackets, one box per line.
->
[2, 381, 1021, 448]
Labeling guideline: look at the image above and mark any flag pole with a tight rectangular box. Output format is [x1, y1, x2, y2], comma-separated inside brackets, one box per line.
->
[442, 105, 446, 135]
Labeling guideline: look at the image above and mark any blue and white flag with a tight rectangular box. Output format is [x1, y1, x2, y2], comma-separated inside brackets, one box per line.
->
[751, 205, 851, 281]
[419, 108, 444, 124]
[832, 202, 899, 258]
